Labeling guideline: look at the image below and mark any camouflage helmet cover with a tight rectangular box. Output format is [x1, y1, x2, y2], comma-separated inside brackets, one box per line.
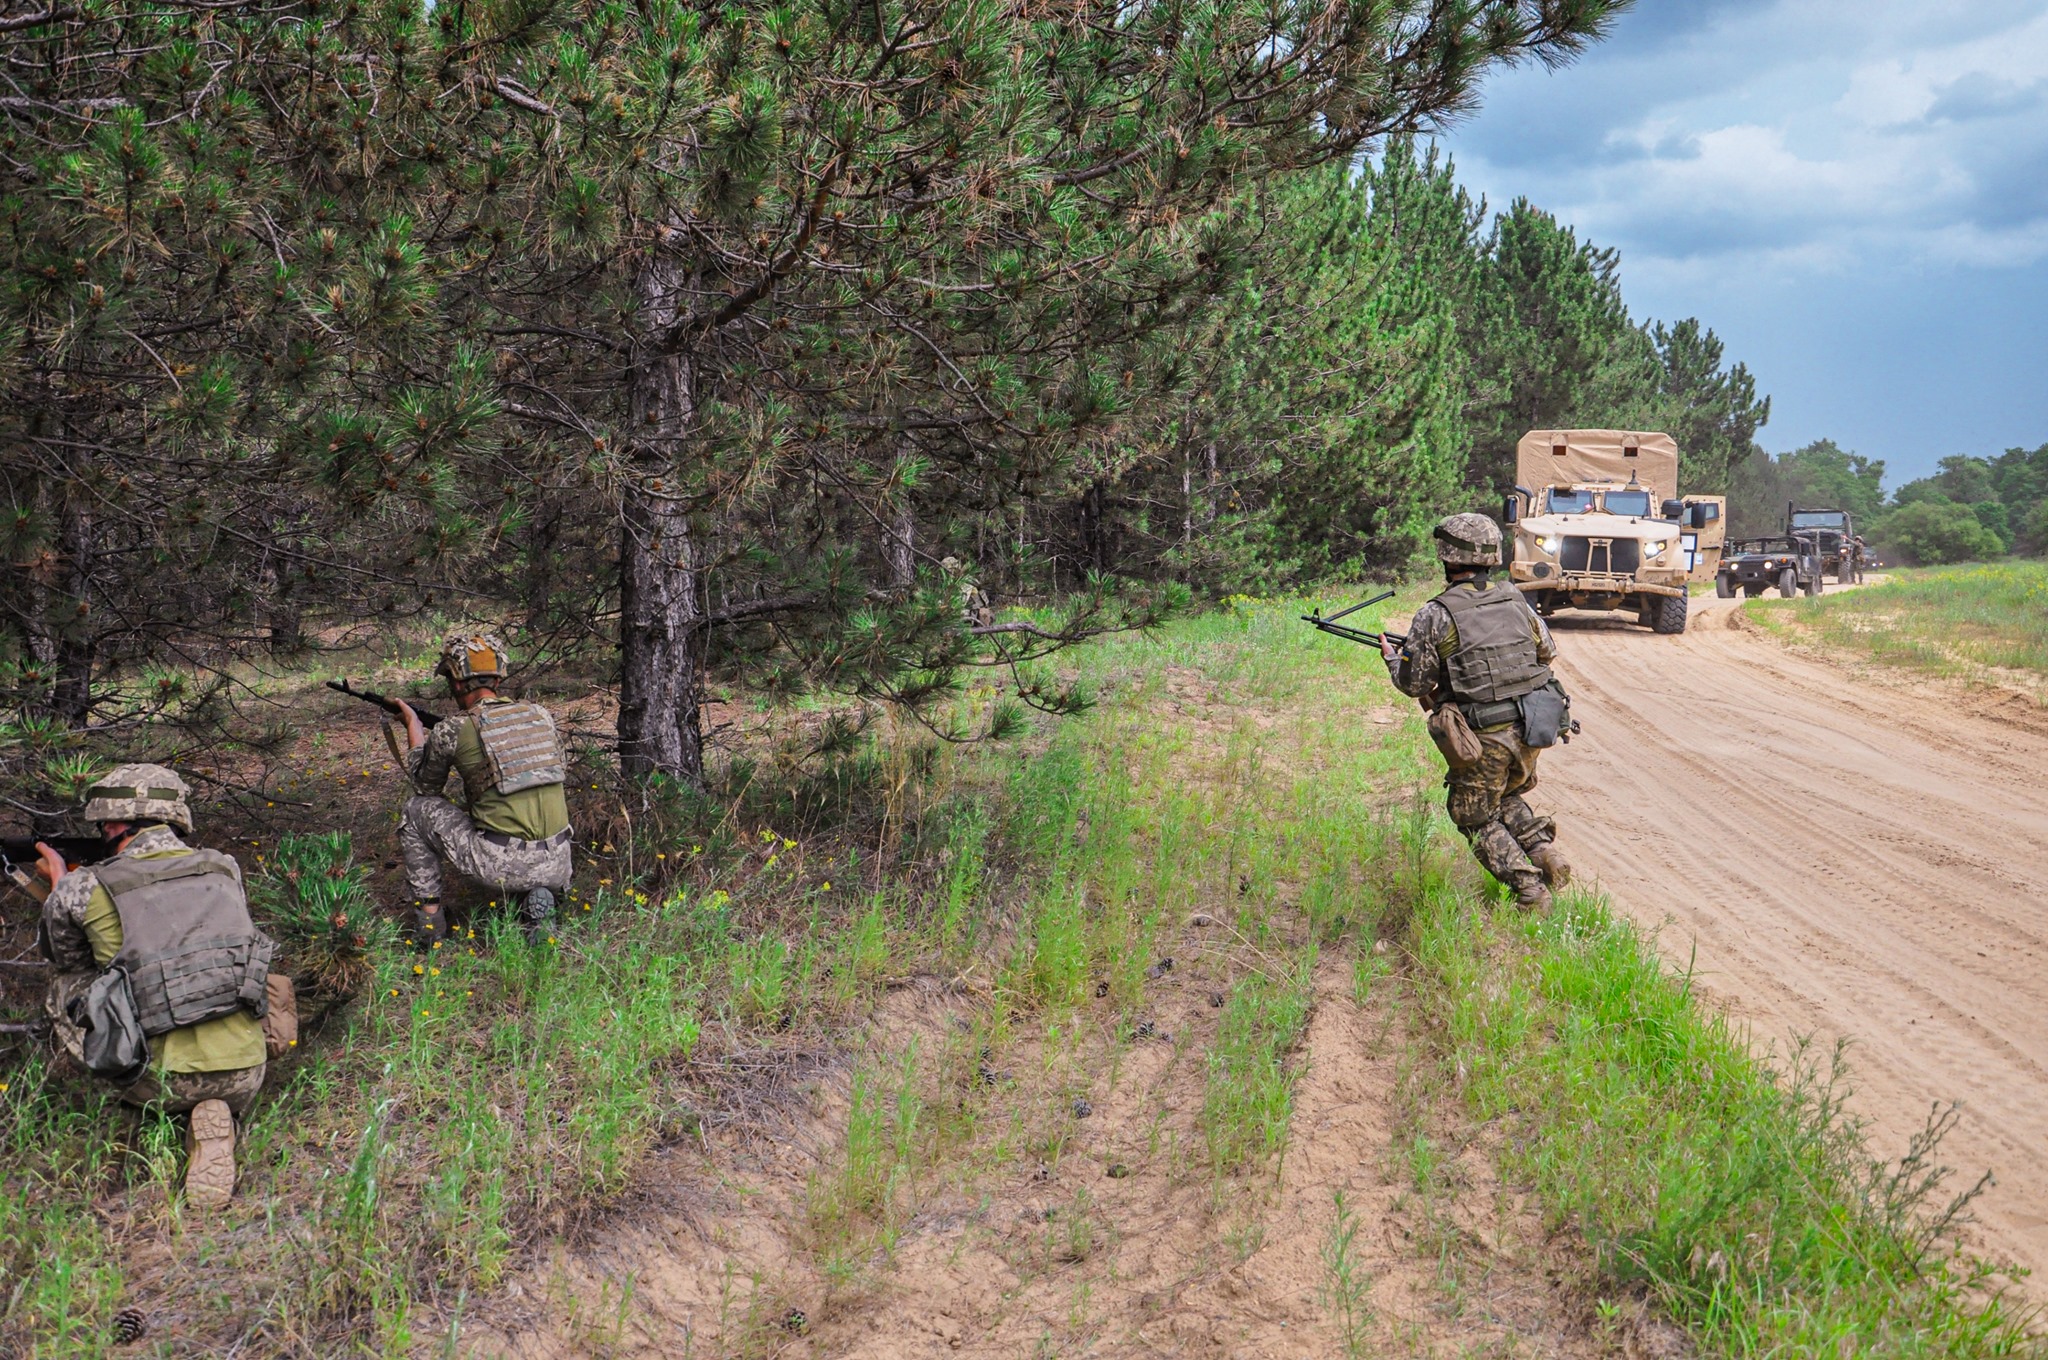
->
[83, 763, 193, 833]
[435, 631, 509, 684]
[1433, 513, 1503, 567]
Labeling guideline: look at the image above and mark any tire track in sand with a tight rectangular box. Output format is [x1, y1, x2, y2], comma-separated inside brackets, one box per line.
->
[1540, 594, 2048, 1280]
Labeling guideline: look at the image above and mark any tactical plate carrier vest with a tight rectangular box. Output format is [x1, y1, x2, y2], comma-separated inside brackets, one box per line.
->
[96, 851, 273, 1037]
[470, 701, 566, 797]
[1433, 583, 1555, 707]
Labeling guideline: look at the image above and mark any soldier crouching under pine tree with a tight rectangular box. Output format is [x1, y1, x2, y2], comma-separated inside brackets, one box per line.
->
[1381, 515, 1574, 911]
[36, 766, 280, 1209]
[394, 633, 573, 947]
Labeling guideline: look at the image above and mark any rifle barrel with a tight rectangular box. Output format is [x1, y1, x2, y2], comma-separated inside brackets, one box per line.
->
[327, 679, 443, 729]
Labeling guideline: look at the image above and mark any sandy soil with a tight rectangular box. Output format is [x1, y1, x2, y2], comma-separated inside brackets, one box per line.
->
[1539, 591, 2048, 1282]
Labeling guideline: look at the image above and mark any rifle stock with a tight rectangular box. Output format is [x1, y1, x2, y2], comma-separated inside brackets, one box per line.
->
[1301, 590, 1408, 650]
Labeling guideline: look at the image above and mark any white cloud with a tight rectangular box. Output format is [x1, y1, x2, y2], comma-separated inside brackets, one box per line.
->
[1450, 0, 2048, 272]
[1438, 0, 2048, 476]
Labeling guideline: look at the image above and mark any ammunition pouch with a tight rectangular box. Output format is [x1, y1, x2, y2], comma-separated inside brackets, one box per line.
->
[66, 965, 149, 1084]
[1427, 704, 1484, 768]
[1457, 698, 1522, 733]
[1516, 682, 1572, 750]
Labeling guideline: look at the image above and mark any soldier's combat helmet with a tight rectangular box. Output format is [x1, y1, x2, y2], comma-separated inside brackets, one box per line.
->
[435, 632, 509, 685]
[83, 763, 193, 834]
[1432, 513, 1503, 567]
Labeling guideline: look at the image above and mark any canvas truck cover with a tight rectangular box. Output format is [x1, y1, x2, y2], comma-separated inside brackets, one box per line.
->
[1516, 430, 1680, 502]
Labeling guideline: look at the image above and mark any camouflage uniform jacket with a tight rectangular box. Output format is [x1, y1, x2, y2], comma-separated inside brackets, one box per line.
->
[406, 713, 474, 798]
[1383, 578, 1557, 712]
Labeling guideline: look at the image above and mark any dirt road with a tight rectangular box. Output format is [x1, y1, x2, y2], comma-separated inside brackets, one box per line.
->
[1543, 593, 2048, 1280]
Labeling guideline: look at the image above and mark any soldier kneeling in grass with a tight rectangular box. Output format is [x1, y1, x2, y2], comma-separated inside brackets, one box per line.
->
[36, 766, 289, 1210]
[394, 632, 572, 947]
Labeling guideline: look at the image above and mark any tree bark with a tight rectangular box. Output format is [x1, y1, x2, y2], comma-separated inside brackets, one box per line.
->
[616, 253, 707, 789]
[884, 505, 915, 592]
[51, 491, 93, 724]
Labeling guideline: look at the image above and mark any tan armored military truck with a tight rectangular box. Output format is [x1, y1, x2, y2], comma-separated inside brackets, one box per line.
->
[1503, 429, 1714, 635]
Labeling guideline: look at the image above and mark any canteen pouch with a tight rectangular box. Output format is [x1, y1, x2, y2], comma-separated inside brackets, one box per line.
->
[261, 973, 298, 1060]
[1517, 683, 1570, 751]
[1427, 703, 1484, 768]
[66, 966, 150, 1085]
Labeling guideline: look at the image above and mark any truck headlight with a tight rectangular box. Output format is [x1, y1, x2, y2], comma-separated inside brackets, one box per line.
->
[1539, 535, 1563, 555]
[1643, 539, 1667, 559]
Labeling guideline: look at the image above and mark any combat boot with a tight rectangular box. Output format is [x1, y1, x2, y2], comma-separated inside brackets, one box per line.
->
[409, 898, 450, 948]
[520, 887, 557, 946]
[1528, 844, 1572, 890]
[184, 1099, 236, 1210]
[1511, 874, 1553, 913]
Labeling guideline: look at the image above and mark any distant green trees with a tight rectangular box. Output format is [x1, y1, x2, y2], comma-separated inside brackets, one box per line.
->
[1730, 441, 2047, 564]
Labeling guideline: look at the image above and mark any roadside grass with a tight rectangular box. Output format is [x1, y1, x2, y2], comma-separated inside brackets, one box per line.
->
[5, 586, 2042, 1357]
[1088, 592, 2044, 1356]
[1749, 560, 2048, 686]
[1412, 884, 2043, 1356]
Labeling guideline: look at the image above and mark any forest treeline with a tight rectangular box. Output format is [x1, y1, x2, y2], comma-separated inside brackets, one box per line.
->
[1734, 439, 2048, 564]
[3, 0, 1789, 788]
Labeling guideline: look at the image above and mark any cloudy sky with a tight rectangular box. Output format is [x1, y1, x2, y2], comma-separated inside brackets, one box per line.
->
[1440, 0, 2048, 485]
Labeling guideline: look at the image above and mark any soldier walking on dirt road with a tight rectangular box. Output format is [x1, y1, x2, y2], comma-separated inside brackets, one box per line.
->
[394, 633, 573, 947]
[1381, 515, 1574, 911]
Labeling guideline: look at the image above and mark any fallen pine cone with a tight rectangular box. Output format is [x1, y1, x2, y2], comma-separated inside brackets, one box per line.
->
[111, 1308, 147, 1344]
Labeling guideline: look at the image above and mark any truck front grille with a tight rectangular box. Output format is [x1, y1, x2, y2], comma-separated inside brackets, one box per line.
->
[1560, 537, 1640, 574]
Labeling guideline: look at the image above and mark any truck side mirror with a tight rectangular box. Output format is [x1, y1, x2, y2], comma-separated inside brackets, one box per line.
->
[1660, 499, 1684, 520]
[1690, 504, 1709, 529]
[1502, 495, 1519, 526]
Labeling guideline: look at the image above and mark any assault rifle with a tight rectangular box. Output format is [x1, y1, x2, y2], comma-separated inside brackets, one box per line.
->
[1301, 591, 1408, 650]
[0, 834, 113, 903]
[326, 679, 444, 730]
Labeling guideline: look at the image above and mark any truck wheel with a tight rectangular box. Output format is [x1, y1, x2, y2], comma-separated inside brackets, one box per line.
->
[1839, 559, 1855, 586]
[1715, 576, 1735, 599]
[1804, 571, 1820, 598]
[1650, 592, 1688, 635]
[1778, 569, 1798, 598]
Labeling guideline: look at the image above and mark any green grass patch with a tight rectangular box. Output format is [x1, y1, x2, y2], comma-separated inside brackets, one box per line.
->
[1750, 560, 2048, 683]
[1414, 887, 2043, 1356]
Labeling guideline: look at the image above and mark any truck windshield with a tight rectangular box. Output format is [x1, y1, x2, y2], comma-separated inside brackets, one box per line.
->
[1790, 512, 1845, 529]
[1604, 490, 1652, 517]
[1546, 489, 1594, 514]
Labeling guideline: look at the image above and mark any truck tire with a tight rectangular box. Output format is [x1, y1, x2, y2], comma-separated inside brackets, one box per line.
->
[1650, 591, 1688, 635]
[1778, 569, 1798, 598]
[1839, 558, 1856, 585]
[1804, 571, 1820, 598]
[1716, 576, 1735, 598]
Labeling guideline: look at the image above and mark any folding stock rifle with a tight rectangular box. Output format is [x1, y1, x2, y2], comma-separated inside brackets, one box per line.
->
[1300, 590, 1408, 650]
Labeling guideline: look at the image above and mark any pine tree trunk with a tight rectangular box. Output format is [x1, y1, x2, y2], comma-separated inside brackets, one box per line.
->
[258, 530, 303, 656]
[885, 505, 915, 592]
[616, 255, 707, 789]
[52, 494, 93, 724]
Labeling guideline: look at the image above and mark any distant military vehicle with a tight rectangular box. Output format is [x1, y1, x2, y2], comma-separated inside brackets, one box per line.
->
[1717, 536, 1822, 598]
[1504, 430, 1711, 635]
[1787, 506, 1862, 585]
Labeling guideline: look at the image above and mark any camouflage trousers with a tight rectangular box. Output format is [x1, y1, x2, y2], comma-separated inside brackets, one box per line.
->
[43, 973, 266, 1115]
[1443, 729, 1557, 891]
[399, 794, 572, 902]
